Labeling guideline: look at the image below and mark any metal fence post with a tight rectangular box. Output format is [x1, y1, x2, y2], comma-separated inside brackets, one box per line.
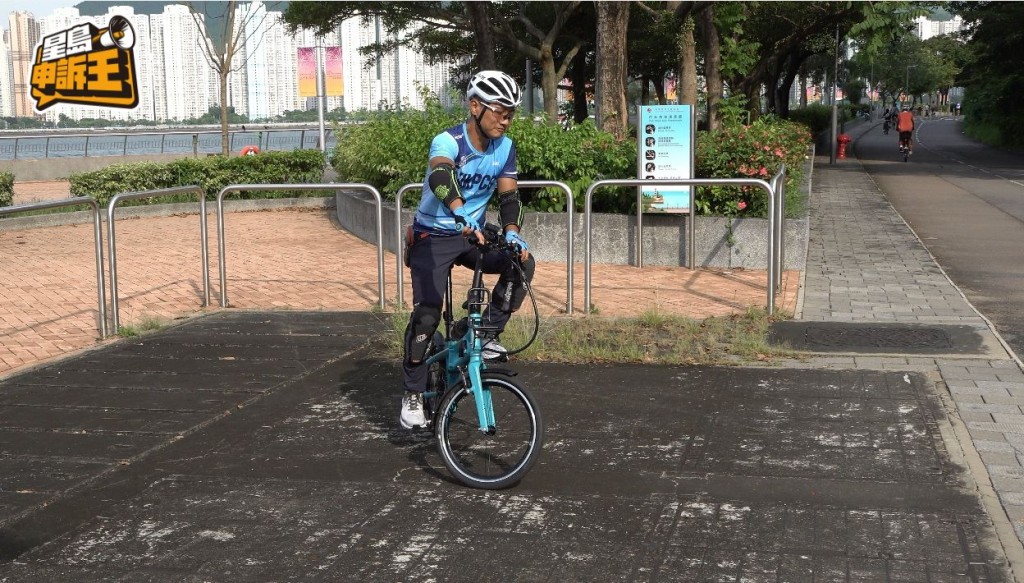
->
[393, 181, 576, 313]
[0, 197, 108, 338]
[107, 186, 208, 332]
[216, 183, 386, 310]
[585, 177, 776, 315]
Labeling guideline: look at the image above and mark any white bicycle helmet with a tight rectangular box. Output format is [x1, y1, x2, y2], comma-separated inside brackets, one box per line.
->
[467, 70, 522, 108]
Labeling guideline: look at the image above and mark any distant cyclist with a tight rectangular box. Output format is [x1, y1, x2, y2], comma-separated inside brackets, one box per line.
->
[399, 70, 536, 429]
[896, 105, 915, 157]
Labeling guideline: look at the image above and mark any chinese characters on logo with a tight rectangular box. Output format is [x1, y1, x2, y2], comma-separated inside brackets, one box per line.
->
[30, 15, 139, 112]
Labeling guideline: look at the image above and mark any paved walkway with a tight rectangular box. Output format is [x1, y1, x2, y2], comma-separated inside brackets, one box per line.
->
[791, 122, 1024, 564]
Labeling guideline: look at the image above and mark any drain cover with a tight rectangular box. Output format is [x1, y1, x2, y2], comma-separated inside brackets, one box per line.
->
[769, 322, 986, 354]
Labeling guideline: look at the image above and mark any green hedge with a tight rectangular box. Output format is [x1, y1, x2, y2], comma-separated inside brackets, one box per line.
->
[0, 172, 12, 207]
[69, 150, 326, 207]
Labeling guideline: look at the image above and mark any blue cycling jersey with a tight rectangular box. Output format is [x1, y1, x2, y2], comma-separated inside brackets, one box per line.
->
[415, 123, 517, 234]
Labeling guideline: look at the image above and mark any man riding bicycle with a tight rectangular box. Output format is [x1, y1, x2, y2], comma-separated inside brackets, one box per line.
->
[400, 70, 536, 429]
[896, 105, 915, 156]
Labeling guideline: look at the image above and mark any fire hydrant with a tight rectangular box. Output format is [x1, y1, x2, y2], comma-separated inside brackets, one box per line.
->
[837, 134, 851, 159]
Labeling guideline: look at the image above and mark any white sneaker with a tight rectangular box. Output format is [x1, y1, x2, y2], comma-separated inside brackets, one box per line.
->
[482, 339, 508, 362]
[400, 392, 426, 429]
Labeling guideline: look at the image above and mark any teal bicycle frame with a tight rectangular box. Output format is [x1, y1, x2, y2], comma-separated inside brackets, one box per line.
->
[422, 259, 500, 432]
[423, 314, 495, 432]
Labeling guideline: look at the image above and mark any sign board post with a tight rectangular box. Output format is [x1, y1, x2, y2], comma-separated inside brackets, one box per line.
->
[636, 104, 696, 267]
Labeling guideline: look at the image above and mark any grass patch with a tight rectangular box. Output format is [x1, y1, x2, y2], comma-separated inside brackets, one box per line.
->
[117, 315, 165, 338]
[379, 306, 795, 366]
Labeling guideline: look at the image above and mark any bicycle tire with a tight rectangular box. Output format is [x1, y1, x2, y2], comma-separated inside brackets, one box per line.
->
[435, 374, 543, 489]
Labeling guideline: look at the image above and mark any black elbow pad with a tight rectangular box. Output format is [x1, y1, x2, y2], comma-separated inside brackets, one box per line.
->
[498, 189, 523, 230]
[428, 164, 463, 208]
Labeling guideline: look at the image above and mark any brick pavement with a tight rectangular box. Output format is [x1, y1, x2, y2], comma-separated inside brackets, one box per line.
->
[11, 180, 71, 206]
[0, 205, 798, 378]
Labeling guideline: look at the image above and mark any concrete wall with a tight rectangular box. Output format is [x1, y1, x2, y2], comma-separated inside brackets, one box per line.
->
[0, 153, 197, 181]
[335, 191, 808, 270]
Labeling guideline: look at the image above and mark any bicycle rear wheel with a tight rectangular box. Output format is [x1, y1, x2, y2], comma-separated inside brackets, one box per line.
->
[435, 374, 543, 489]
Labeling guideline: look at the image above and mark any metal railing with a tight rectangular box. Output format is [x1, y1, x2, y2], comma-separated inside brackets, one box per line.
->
[585, 178, 778, 315]
[769, 165, 787, 293]
[216, 183, 386, 310]
[0, 197, 109, 338]
[0, 127, 336, 160]
[107, 186, 208, 332]
[393, 180, 576, 313]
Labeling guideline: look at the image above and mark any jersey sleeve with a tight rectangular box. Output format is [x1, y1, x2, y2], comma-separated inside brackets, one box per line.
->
[428, 132, 459, 163]
[499, 141, 518, 179]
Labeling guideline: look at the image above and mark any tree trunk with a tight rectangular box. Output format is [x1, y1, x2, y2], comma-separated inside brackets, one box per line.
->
[677, 17, 697, 105]
[698, 7, 721, 130]
[540, 47, 560, 121]
[653, 78, 666, 105]
[775, 55, 801, 118]
[570, 49, 589, 123]
[595, 1, 629, 140]
[466, 2, 496, 70]
[220, 70, 230, 155]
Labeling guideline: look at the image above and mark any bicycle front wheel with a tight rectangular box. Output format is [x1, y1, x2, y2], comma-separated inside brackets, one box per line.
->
[435, 375, 543, 489]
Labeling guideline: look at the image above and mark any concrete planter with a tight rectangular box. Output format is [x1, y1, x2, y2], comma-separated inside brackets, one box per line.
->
[335, 193, 808, 270]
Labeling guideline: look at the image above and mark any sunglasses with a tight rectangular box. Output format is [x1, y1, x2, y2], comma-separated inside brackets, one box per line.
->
[481, 102, 516, 122]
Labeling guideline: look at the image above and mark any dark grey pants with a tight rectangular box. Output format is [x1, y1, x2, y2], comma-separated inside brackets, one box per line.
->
[401, 230, 536, 392]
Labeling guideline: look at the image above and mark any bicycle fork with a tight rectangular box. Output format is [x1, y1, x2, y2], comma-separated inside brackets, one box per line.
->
[467, 348, 497, 434]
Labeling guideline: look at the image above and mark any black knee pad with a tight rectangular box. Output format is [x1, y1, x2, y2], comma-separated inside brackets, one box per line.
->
[404, 305, 440, 364]
[494, 256, 536, 312]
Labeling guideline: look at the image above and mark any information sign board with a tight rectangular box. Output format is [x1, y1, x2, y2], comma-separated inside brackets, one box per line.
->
[637, 104, 694, 213]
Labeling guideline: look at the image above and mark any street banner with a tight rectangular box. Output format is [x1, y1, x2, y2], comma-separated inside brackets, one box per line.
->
[637, 104, 694, 213]
[297, 47, 316, 97]
[324, 46, 343, 96]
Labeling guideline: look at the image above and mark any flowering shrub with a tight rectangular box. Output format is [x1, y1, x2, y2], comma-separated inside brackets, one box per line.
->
[694, 116, 812, 217]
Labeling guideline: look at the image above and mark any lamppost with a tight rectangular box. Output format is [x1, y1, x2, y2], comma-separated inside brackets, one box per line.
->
[830, 24, 839, 164]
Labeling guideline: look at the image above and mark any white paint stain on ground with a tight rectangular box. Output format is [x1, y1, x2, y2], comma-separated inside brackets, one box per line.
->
[198, 530, 235, 541]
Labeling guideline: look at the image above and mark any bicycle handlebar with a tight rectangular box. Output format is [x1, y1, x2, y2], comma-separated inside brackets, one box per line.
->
[473, 224, 524, 257]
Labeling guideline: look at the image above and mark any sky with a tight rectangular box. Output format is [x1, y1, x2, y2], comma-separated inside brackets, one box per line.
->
[4, 1, 81, 22]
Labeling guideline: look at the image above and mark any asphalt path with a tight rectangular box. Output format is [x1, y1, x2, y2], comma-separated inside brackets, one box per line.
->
[853, 116, 1024, 357]
[0, 312, 1010, 581]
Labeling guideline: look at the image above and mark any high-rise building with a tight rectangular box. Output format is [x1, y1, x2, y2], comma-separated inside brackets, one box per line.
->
[340, 17, 459, 112]
[914, 15, 965, 41]
[2, 3, 461, 124]
[154, 4, 217, 122]
[8, 11, 39, 117]
[233, 1, 339, 121]
[0, 28, 13, 118]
